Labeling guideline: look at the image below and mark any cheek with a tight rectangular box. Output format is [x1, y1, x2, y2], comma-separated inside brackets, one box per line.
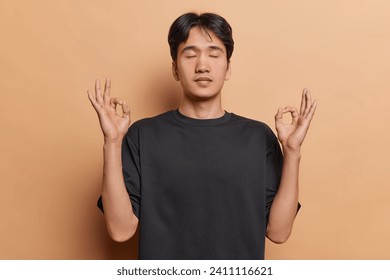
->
[216, 64, 229, 79]
[177, 64, 194, 79]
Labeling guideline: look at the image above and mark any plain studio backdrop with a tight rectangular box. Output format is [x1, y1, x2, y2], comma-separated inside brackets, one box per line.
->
[1, 0, 389, 259]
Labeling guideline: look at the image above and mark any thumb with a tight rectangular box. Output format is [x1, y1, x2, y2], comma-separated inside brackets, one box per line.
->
[274, 107, 283, 122]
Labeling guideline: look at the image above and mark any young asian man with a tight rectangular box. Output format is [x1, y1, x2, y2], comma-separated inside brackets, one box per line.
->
[87, 12, 317, 259]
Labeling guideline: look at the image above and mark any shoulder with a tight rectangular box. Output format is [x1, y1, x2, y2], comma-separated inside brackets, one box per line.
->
[124, 110, 174, 142]
[229, 112, 279, 145]
[230, 113, 273, 133]
[131, 110, 174, 128]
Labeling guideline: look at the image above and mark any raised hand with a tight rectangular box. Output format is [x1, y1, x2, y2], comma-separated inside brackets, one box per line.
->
[275, 88, 318, 152]
[87, 78, 131, 142]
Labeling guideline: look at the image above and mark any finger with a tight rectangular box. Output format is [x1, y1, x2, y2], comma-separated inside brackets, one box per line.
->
[111, 97, 123, 106]
[306, 99, 318, 121]
[303, 90, 312, 117]
[283, 106, 299, 124]
[121, 101, 131, 121]
[103, 78, 111, 105]
[111, 97, 124, 114]
[95, 79, 103, 104]
[87, 90, 99, 110]
[282, 106, 299, 116]
[299, 88, 307, 115]
[110, 97, 117, 110]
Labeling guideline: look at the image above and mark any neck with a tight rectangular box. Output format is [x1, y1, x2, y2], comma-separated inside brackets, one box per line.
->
[179, 96, 224, 119]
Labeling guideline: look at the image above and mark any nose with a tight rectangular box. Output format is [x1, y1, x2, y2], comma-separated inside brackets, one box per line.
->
[195, 54, 210, 73]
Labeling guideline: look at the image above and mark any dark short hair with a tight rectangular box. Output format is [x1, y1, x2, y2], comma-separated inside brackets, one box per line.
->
[168, 12, 234, 62]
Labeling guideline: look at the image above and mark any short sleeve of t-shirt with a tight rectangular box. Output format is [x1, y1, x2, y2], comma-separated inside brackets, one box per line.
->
[97, 125, 142, 219]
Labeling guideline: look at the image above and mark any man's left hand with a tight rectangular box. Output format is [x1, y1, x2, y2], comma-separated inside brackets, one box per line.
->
[275, 88, 318, 153]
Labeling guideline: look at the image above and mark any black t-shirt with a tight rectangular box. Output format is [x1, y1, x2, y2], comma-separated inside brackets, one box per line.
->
[98, 109, 284, 259]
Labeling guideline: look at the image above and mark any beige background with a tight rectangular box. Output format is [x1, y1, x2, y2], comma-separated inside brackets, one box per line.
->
[1, 0, 389, 259]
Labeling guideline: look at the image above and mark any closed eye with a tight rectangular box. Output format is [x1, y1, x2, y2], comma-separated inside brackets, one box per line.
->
[209, 49, 222, 58]
[209, 45, 224, 58]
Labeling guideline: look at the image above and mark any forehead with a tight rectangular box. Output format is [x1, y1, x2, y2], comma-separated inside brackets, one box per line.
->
[180, 27, 226, 51]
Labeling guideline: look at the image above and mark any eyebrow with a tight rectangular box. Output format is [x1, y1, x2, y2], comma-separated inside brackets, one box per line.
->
[181, 45, 224, 53]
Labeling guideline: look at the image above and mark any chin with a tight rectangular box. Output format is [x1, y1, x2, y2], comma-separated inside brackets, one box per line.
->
[186, 92, 220, 102]
[184, 88, 222, 101]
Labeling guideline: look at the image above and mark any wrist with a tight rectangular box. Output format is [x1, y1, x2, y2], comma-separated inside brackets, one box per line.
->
[281, 145, 302, 159]
[103, 137, 123, 147]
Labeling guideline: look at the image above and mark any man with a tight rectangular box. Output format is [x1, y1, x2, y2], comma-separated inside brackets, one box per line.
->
[87, 12, 317, 259]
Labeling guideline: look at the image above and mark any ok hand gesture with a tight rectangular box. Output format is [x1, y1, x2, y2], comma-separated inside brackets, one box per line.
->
[275, 88, 318, 153]
[87, 78, 131, 143]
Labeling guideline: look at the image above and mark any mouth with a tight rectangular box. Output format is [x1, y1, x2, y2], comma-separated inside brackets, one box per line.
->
[194, 77, 212, 82]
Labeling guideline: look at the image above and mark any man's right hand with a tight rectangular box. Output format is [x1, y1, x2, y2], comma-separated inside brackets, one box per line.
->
[87, 78, 131, 143]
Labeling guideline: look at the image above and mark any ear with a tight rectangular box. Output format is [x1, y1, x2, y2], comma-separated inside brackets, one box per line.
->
[224, 61, 232, 81]
[172, 61, 180, 81]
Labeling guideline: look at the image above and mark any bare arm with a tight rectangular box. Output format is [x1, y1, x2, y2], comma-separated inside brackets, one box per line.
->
[266, 89, 317, 244]
[87, 78, 138, 242]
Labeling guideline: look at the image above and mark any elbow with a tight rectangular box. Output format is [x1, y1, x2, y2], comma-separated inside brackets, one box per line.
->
[266, 227, 292, 244]
[267, 234, 290, 244]
[107, 218, 138, 243]
[108, 226, 137, 242]
[110, 233, 132, 243]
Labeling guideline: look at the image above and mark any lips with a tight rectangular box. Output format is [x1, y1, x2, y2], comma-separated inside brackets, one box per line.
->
[194, 77, 212, 82]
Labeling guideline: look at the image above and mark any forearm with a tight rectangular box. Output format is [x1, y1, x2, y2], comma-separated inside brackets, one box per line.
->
[101, 140, 138, 242]
[266, 148, 301, 244]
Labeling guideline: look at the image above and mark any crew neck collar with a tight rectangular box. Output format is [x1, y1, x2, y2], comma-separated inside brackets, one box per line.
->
[172, 109, 232, 127]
